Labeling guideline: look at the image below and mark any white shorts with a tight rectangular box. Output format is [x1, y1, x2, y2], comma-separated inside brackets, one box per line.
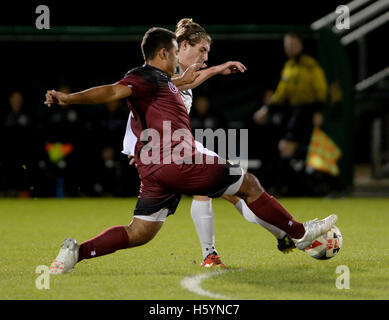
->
[134, 208, 169, 222]
[222, 167, 245, 195]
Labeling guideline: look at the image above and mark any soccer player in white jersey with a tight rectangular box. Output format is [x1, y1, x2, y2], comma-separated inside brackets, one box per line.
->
[122, 19, 296, 268]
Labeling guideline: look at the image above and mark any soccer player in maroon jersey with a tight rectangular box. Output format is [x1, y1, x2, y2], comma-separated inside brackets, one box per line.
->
[45, 27, 337, 274]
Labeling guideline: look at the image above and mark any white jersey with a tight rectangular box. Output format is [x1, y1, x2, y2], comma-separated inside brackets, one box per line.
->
[180, 89, 193, 114]
[176, 64, 193, 114]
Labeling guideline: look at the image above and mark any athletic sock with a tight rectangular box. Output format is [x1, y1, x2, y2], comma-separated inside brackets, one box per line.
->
[235, 199, 287, 239]
[190, 199, 218, 259]
[78, 225, 129, 262]
[247, 192, 305, 239]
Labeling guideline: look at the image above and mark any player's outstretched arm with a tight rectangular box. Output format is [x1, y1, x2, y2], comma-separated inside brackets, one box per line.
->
[176, 61, 247, 91]
[44, 83, 132, 107]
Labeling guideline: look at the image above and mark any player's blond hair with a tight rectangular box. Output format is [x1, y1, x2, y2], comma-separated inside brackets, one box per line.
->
[175, 18, 212, 47]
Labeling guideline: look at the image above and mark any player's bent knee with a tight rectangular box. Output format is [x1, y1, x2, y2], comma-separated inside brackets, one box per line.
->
[236, 172, 264, 204]
[125, 218, 163, 248]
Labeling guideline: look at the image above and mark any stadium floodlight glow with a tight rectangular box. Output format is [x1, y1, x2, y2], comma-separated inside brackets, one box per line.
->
[311, 0, 372, 30]
[333, 0, 389, 35]
[355, 66, 389, 91]
[340, 11, 389, 45]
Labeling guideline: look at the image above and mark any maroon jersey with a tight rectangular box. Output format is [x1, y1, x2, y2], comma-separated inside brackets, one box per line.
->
[117, 64, 196, 179]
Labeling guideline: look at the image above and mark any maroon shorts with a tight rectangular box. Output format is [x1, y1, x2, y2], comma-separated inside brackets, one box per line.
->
[134, 158, 242, 216]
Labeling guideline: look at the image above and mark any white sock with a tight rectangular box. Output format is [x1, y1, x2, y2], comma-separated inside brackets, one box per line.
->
[191, 199, 217, 259]
[234, 199, 287, 239]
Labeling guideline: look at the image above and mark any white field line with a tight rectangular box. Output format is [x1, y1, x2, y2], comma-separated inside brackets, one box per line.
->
[181, 269, 244, 300]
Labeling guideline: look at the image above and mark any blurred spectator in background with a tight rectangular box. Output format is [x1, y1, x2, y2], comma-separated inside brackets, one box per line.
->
[190, 95, 225, 131]
[97, 100, 128, 151]
[92, 100, 128, 196]
[248, 89, 287, 189]
[190, 96, 226, 156]
[41, 84, 85, 196]
[0, 91, 36, 197]
[253, 32, 328, 195]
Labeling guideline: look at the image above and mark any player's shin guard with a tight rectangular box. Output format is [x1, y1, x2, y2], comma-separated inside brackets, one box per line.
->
[77, 225, 129, 262]
[247, 192, 305, 239]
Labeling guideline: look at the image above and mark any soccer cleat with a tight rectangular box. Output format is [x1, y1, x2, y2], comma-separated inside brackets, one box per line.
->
[293, 214, 338, 250]
[201, 253, 228, 269]
[277, 235, 296, 254]
[49, 238, 79, 274]
[277, 219, 319, 253]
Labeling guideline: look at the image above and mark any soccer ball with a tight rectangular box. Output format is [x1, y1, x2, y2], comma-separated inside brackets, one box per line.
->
[304, 225, 342, 260]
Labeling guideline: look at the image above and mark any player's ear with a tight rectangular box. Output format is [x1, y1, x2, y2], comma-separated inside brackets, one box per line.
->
[158, 48, 168, 60]
[180, 40, 188, 51]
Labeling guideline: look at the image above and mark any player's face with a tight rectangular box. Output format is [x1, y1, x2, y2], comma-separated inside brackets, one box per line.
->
[178, 38, 210, 69]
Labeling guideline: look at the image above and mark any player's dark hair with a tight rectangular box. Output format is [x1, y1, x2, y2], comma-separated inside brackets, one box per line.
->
[175, 18, 212, 47]
[141, 27, 177, 61]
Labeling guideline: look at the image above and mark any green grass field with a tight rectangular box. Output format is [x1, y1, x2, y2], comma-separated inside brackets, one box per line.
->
[1, 197, 388, 300]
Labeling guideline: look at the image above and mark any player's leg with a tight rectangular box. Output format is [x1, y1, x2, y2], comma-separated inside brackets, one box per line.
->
[187, 141, 226, 267]
[49, 218, 163, 274]
[191, 195, 226, 268]
[229, 171, 337, 250]
[77, 218, 163, 259]
[222, 194, 295, 253]
[49, 174, 178, 274]
[223, 194, 286, 237]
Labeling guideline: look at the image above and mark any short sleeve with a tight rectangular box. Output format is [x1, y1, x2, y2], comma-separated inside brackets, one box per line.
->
[116, 71, 152, 99]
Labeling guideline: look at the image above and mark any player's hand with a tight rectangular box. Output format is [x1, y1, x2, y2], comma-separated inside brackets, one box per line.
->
[44, 90, 70, 107]
[180, 62, 206, 85]
[128, 155, 135, 166]
[253, 105, 269, 125]
[215, 61, 247, 75]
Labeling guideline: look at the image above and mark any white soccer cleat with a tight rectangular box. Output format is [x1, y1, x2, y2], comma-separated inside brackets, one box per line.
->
[49, 238, 79, 274]
[293, 214, 338, 250]
[306, 218, 319, 225]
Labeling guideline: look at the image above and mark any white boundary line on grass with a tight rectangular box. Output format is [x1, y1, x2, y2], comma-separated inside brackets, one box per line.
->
[181, 269, 244, 299]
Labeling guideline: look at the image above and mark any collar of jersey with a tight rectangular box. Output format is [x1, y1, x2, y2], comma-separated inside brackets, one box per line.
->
[144, 64, 171, 80]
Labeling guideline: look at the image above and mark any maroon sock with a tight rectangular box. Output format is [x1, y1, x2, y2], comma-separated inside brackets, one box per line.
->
[78, 226, 129, 262]
[248, 192, 305, 239]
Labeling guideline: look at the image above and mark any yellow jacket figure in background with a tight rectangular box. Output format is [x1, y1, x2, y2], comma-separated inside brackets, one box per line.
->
[254, 32, 328, 157]
[271, 53, 327, 108]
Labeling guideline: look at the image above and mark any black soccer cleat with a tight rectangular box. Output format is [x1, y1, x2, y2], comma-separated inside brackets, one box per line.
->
[277, 235, 296, 254]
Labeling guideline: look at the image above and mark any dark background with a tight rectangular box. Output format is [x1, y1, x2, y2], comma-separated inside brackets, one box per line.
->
[3, 1, 343, 26]
[1, 1, 388, 197]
